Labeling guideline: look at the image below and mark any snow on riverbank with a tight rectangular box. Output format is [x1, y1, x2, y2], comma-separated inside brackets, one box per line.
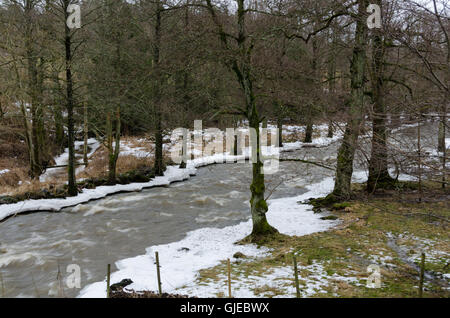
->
[177, 260, 363, 298]
[39, 138, 100, 182]
[79, 170, 376, 298]
[0, 125, 341, 223]
[78, 174, 343, 298]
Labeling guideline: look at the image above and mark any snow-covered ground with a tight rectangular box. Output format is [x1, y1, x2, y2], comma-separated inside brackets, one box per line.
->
[39, 138, 100, 182]
[78, 170, 376, 298]
[78, 174, 345, 298]
[177, 261, 363, 298]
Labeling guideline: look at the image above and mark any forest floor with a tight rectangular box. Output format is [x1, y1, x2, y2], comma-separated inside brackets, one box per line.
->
[170, 182, 450, 298]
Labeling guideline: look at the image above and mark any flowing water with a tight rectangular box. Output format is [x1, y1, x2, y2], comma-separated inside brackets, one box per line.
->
[0, 143, 340, 298]
[0, 122, 441, 298]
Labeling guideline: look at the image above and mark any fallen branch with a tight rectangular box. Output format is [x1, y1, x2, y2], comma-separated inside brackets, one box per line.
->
[46, 163, 88, 169]
[279, 158, 335, 171]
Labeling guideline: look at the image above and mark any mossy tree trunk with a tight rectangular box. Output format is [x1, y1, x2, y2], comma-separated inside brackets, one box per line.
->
[238, 1, 277, 239]
[332, 0, 368, 199]
[206, 0, 277, 240]
[249, 106, 277, 239]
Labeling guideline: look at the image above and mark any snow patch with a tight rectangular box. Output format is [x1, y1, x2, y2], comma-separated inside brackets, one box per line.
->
[0, 125, 340, 222]
[78, 174, 342, 298]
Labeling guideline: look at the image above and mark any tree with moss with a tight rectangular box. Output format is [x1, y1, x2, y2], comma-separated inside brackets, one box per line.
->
[204, 0, 278, 241]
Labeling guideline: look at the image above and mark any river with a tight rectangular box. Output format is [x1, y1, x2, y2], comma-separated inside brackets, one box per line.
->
[0, 122, 442, 298]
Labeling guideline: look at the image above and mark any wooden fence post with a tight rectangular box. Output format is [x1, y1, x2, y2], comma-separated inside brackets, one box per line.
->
[0, 271, 4, 298]
[155, 252, 162, 295]
[106, 264, 111, 298]
[293, 255, 300, 298]
[419, 253, 425, 297]
[227, 258, 232, 298]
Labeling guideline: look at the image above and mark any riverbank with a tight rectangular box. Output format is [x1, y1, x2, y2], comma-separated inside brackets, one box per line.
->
[166, 181, 450, 298]
[0, 124, 342, 223]
[77, 173, 449, 298]
[78, 172, 346, 298]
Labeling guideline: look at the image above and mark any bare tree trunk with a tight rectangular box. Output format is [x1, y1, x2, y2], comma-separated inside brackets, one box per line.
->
[20, 101, 35, 174]
[368, 0, 393, 192]
[83, 102, 88, 167]
[180, 3, 190, 170]
[418, 113, 423, 202]
[304, 121, 313, 143]
[153, 1, 165, 176]
[327, 120, 334, 138]
[277, 108, 283, 148]
[327, 28, 337, 139]
[53, 73, 66, 152]
[107, 108, 121, 184]
[24, 1, 43, 178]
[64, 0, 77, 196]
[304, 36, 320, 144]
[233, 116, 239, 156]
[154, 111, 165, 176]
[332, 0, 368, 199]
[442, 110, 446, 188]
[438, 113, 445, 152]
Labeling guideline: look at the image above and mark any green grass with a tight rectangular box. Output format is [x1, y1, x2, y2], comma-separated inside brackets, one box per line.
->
[185, 183, 450, 298]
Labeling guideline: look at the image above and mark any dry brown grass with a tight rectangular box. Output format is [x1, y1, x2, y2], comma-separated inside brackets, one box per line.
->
[121, 136, 153, 151]
[0, 136, 159, 196]
[77, 142, 154, 180]
[1, 178, 61, 197]
[0, 129, 295, 197]
[117, 155, 152, 174]
[0, 167, 29, 189]
[76, 144, 108, 179]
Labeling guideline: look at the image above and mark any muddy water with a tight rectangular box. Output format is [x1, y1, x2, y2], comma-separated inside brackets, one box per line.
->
[0, 122, 441, 298]
[0, 143, 339, 298]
